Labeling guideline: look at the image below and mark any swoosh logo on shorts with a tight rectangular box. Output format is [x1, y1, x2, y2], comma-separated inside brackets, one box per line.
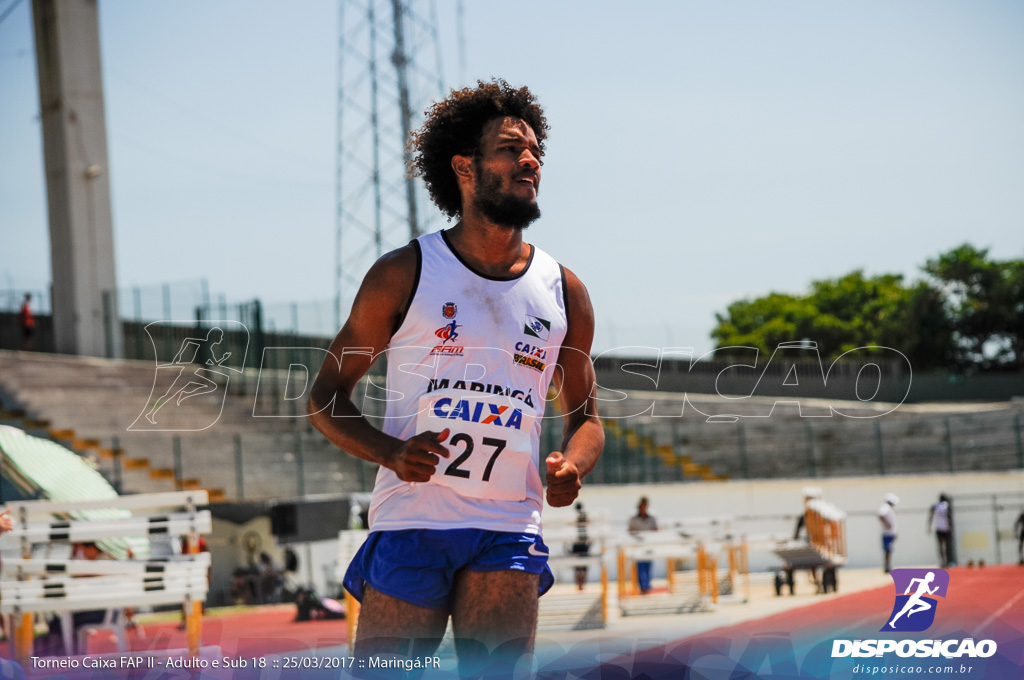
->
[528, 544, 549, 557]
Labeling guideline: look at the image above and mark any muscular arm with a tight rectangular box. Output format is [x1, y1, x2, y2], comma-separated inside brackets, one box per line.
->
[545, 267, 604, 507]
[308, 245, 449, 482]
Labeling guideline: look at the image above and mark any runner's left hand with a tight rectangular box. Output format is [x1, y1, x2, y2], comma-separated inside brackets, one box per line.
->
[545, 451, 581, 507]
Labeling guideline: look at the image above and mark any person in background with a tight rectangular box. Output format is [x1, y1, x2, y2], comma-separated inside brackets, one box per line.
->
[69, 542, 110, 651]
[628, 497, 658, 594]
[1015, 509, 1024, 566]
[258, 552, 283, 603]
[927, 493, 954, 567]
[179, 534, 209, 628]
[19, 293, 34, 351]
[0, 509, 10, 643]
[571, 502, 590, 591]
[793, 487, 822, 592]
[878, 493, 899, 573]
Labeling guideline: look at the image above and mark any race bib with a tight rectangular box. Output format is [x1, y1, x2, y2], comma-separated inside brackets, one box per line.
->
[415, 389, 537, 501]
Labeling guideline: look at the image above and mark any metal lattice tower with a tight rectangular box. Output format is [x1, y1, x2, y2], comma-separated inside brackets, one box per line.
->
[334, 0, 447, 329]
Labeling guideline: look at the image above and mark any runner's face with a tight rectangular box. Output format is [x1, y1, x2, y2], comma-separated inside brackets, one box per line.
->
[471, 117, 542, 230]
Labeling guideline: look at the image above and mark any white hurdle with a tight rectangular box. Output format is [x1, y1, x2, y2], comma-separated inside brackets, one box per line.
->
[538, 512, 610, 631]
[0, 490, 212, 665]
[616, 516, 751, 616]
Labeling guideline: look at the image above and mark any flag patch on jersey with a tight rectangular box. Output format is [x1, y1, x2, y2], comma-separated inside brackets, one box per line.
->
[524, 315, 551, 341]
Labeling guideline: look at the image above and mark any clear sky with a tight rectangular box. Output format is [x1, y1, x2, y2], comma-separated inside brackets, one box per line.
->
[1, 1, 1022, 356]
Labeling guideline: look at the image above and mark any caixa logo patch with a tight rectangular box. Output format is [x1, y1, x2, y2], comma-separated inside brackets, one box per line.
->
[883, 568, 950, 632]
[430, 397, 525, 430]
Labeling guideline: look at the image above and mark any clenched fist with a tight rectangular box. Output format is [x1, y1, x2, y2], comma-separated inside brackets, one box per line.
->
[384, 429, 450, 483]
[545, 451, 581, 507]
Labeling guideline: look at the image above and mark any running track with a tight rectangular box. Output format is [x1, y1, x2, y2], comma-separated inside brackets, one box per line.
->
[86, 605, 348, 658]
[590, 565, 1024, 679]
[42, 567, 1024, 678]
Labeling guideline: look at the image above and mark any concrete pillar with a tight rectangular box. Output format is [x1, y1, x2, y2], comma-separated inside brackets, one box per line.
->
[32, 0, 123, 358]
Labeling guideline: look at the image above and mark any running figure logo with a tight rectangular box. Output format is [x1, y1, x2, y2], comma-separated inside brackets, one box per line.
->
[434, 320, 461, 345]
[130, 322, 248, 431]
[882, 568, 950, 632]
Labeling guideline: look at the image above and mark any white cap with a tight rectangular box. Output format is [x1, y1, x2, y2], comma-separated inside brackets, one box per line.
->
[885, 493, 900, 505]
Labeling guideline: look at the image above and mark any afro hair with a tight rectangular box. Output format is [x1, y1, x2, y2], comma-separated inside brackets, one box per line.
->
[411, 79, 549, 220]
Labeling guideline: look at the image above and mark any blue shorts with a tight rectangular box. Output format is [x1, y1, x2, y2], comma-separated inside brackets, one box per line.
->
[882, 535, 895, 553]
[343, 529, 555, 610]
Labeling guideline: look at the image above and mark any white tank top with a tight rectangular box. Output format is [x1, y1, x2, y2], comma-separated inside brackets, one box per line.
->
[933, 501, 950, 532]
[367, 230, 569, 534]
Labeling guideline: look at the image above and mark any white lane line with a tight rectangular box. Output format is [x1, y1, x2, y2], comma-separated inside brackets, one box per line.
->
[834, 614, 883, 636]
[973, 585, 1024, 637]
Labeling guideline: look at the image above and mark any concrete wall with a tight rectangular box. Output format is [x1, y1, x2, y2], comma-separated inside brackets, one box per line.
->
[594, 355, 1024, 403]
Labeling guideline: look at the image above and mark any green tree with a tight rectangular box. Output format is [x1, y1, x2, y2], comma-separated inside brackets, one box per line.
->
[712, 271, 954, 369]
[923, 244, 1024, 370]
[711, 293, 816, 356]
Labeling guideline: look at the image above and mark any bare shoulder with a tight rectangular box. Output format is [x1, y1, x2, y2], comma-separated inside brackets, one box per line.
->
[562, 265, 595, 330]
[362, 243, 419, 295]
[348, 243, 420, 332]
[355, 243, 418, 303]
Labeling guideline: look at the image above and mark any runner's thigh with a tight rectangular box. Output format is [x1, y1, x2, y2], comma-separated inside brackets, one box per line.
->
[353, 584, 449, 659]
[450, 569, 539, 651]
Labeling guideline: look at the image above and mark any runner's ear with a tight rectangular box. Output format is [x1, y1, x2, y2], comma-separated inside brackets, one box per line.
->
[452, 154, 473, 181]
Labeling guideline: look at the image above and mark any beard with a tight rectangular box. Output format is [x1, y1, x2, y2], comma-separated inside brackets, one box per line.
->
[471, 162, 541, 230]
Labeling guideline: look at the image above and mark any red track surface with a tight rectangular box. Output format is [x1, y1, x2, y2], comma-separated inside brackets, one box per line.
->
[76, 567, 1024, 675]
[625, 565, 1024, 672]
[706, 565, 1024, 643]
[84, 605, 349, 658]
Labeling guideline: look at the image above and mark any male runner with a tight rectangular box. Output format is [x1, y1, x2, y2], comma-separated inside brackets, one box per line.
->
[309, 80, 603, 674]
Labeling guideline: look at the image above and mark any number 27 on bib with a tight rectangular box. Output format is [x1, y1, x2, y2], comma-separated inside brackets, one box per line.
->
[416, 389, 537, 501]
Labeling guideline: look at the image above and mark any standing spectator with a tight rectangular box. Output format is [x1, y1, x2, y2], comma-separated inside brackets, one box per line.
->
[628, 497, 658, 594]
[793, 488, 822, 592]
[1015, 509, 1024, 566]
[19, 293, 34, 351]
[927, 493, 954, 567]
[571, 503, 590, 591]
[878, 493, 899, 574]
